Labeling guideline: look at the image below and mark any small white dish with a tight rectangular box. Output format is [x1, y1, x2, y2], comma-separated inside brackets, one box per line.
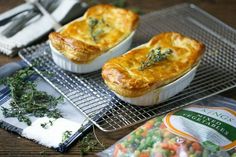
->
[49, 31, 135, 73]
[114, 64, 199, 106]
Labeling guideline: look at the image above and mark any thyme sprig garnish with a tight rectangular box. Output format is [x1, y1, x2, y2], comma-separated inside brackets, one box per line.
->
[79, 125, 105, 156]
[88, 17, 107, 42]
[139, 47, 173, 71]
[58, 118, 105, 156]
[0, 67, 63, 126]
[61, 130, 72, 143]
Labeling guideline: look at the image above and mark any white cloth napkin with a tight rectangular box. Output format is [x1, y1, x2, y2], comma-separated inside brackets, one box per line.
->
[0, 76, 88, 148]
[0, 0, 87, 56]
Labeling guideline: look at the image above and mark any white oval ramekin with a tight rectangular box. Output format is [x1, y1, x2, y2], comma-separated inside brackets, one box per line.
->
[49, 31, 135, 73]
[114, 64, 199, 106]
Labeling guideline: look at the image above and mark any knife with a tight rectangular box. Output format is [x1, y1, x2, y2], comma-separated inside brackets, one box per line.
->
[26, 0, 62, 31]
[1, 0, 60, 38]
[0, 9, 32, 26]
[1, 11, 39, 38]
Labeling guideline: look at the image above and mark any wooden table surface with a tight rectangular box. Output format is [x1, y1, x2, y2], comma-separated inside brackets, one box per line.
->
[0, 0, 235, 156]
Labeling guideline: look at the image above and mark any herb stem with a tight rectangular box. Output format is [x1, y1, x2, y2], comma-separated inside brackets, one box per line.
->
[139, 47, 173, 70]
[92, 125, 104, 148]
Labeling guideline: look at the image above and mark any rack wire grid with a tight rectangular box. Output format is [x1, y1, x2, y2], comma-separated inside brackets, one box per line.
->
[19, 3, 236, 132]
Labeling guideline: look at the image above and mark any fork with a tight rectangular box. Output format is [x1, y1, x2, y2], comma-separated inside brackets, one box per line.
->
[1, 0, 60, 37]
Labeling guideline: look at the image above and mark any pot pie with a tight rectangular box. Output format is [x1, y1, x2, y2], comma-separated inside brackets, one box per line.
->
[49, 4, 139, 73]
[102, 32, 205, 106]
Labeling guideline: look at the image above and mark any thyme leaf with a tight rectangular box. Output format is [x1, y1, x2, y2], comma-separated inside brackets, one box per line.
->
[139, 47, 173, 71]
[88, 17, 99, 29]
[79, 133, 101, 156]
[0, 67, 63, 125]
[88, 17, 108, 42]
[41, 119, 54, 129]
[79, 126, 105, 156]
[61, 130, 72, 143]
[88, 17, 100, 42]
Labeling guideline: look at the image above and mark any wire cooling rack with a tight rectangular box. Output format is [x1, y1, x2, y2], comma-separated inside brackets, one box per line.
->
[19, 3, 236, 132]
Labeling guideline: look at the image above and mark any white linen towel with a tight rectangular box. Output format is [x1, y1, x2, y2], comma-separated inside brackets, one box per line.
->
[0, 0, 87, 56]
[0, 76, 89, 148]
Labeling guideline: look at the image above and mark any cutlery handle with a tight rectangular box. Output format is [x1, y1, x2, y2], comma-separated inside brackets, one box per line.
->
[0, 61, 27, 78]
[1, 11, 39, 38]
[27, 0, 61, 30]
[0, 9, 30, 26]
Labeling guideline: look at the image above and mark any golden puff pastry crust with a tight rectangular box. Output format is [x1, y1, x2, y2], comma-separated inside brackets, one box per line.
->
[49, 4, 139, 64]
[102, 32, 205, 97]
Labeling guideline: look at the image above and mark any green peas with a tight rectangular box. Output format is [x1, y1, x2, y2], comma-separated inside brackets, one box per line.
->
[231, 153, 236, 157]
[202, 149, 209, 157]
[135, 128, 144, 135]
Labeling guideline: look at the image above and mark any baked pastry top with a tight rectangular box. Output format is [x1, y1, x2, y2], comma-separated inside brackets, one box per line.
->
[49, 4, 139, 63]
[102, 32, 205, 97]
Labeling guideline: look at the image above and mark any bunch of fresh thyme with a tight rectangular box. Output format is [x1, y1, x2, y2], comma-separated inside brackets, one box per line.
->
[139, 47, 173, 70]
[0, 67, 63, 125]
[1, 67, 104, 155]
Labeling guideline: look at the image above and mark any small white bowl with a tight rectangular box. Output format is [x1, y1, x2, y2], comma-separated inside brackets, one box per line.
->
[114, 64, 199, 106]
[49, 31, 135, 73]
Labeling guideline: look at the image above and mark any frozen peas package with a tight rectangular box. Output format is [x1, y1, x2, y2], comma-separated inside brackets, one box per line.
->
[98, 96, 236, 157]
